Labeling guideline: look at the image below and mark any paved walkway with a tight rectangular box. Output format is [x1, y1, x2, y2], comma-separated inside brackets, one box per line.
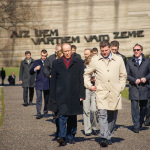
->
[0, 85, 150, 150]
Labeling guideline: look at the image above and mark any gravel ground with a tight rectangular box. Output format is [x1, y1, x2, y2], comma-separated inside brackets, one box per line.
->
[0, 84, 150, 150]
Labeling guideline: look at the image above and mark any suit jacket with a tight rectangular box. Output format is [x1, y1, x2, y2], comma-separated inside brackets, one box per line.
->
[116, 51, 127, 66]
[50, 56, 85, 115]
[126, 54, 150, 100]
[30, 59, 49, 90]
[19, 58, 35, 87]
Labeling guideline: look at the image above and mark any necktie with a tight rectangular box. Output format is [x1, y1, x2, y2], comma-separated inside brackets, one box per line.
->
[136, 59, 140, 66]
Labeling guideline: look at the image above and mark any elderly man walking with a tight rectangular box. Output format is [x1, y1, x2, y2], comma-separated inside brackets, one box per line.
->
[50, 43, 85, 146]
[84, 41, 127, 147]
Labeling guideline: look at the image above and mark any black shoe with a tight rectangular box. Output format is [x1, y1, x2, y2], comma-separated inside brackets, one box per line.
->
[29, 102, 33, 105]
[100, 139, 108, 147]
[36, 115, 42, 119]
[85, 133, 91, 136]
[67, 139, 75, 144]
[92, 130, 98, 136]
[134, 128, 139, 133]
[23, 103, 28, 106]
[57, 137, 66, 146]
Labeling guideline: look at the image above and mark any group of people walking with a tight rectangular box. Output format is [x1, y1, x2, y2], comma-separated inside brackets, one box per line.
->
[19, 40, 150, 148]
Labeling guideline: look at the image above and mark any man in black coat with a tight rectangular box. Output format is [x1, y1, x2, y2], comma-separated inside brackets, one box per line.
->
[19, 51, 35, 106]
[50, 43, 85, 146]
[126, 43, 150, 133]
[8, 72, 16, 85]
[43, 43, 62, 138]
[71, 45, 81, 59]
[0, 68, 6, 85]
[110, 41, 127, 66]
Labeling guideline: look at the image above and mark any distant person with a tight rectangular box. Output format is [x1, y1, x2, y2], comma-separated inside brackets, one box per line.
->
[71, 45, 81, 59]
[0, 67, 6, 85]
[110, 40, 127, 66]
[91, 47, 98, 55]
[30, 49, 49, 119]
[19, 51, 35, 106]
[8, 72, 16, 85]
[126, 43, 150, 133]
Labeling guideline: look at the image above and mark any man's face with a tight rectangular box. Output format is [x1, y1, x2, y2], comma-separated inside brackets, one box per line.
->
[41, 52, 47, 61]
[71, 48, 76, 54]
[55, 46, 61, 52]
[100, 46, 111, 58]
[63, 44, 72, 59]
[25, 54, 31, 60]
[92, 51, 98, 56]
[111, 46, 118, 54]
[84, 50, 91, 59]
[133, 45, 142, 59]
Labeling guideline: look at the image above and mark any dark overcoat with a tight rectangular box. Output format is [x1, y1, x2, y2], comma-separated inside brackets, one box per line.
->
[126, 54, 150, 100]
[116, 51, 127, 66]
[19, 58, 35, 87]
[30, 59, 49, 90]
[43, 53, 56, 78]
[50, 56, 85, 115]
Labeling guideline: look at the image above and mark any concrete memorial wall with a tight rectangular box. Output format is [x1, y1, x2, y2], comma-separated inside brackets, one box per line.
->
[0, 0, 150, 67]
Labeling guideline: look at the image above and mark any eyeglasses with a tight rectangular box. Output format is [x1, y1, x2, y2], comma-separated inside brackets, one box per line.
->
[133, 49, 141, 52]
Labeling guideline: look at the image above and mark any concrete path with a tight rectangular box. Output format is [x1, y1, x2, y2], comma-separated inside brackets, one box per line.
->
[0, 85, 150, 150]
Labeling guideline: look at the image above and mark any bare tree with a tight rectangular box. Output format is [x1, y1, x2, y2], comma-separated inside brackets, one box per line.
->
[0, 0, 39, 31]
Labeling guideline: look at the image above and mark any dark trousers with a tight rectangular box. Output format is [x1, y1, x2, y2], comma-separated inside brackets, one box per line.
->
[36, 90, 49, 116]
[131, 100, 147, 129]
[59, 115, 77, 140]
[23, 87, 34, 104]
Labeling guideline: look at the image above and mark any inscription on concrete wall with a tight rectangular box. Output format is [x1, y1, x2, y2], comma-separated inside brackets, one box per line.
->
[10, 29, 144, 45]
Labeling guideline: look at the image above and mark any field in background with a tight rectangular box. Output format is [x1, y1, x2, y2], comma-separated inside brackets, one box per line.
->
[3, 67, 20, 77]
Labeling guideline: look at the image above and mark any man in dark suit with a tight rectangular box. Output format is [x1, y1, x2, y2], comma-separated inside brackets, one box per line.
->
[0, 68, 6, 85]
[30, 49, 49, 119]
[110, 40, 127, 66]
[19, 51, 35, 106]
[50, 43, 85, 146]
[126, 43, 150, 133]
[71, 45, 81, 59]
[8, 72, 16, 85]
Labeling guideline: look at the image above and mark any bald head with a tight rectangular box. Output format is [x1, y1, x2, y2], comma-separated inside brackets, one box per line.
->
[84, 49, 91, 59]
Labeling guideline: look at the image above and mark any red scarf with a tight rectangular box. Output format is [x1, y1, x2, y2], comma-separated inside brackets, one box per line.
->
[63, 56, 72, 69]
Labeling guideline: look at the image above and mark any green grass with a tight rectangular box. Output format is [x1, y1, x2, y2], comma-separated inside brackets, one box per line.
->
[3, 67, 20, 77]
[121, 88, 129, 99]
[0, 88, 5, 127]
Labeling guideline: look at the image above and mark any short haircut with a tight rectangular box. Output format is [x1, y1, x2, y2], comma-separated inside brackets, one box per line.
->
[41, 49, 47, 54]
[110, 41, 119, 48]
[84, 48, 92, 53]
[133, 43, 143, 51]
[91, 47, 98, 53]
[62, 43, 71, 51]
[25, 51, 31, 55]
[55, 43, 62, 50]
[99, 40, 110, 48]
[71, 45, 77, 50]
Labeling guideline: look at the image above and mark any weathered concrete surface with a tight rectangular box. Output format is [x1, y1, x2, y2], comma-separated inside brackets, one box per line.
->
[0, 85, 150, 150]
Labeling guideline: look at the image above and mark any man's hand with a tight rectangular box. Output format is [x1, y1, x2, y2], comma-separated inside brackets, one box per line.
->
[135, 79, 141, 85]
[80, 98, 84, 101]
[90, 86, 96, 91]
[141, 77, 146, 83]
[34, 65, 41, 71]
[20, 80, 22, 84]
